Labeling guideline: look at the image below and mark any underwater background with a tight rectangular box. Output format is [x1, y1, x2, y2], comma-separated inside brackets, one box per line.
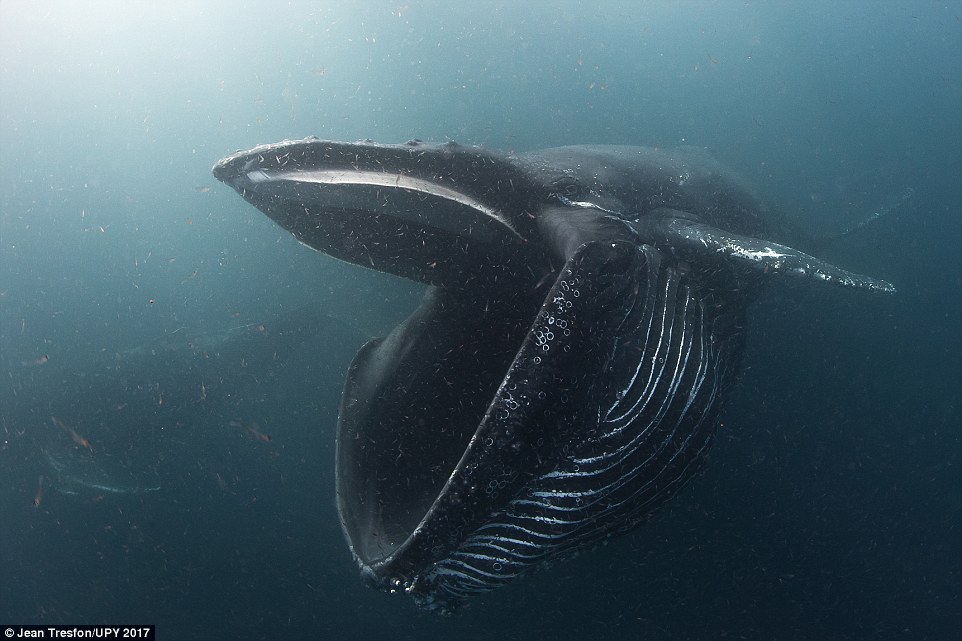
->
[1, 1, 959, 639]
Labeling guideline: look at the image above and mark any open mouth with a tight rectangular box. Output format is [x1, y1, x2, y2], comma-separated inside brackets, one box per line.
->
[214, 138, 578, 587]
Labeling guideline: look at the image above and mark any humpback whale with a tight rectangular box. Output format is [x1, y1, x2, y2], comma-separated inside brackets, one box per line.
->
[213, 139, 892, 612]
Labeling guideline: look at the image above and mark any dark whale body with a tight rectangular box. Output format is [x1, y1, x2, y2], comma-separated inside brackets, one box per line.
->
[213, 139, 892, 612]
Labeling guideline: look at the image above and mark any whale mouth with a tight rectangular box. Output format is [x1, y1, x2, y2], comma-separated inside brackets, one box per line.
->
[214, 140, 558, 573]
[215, 145, 548, 566]
[214, 139, 572, 602]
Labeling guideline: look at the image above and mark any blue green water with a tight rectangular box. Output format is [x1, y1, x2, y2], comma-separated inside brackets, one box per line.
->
[1, 2, 959, 639]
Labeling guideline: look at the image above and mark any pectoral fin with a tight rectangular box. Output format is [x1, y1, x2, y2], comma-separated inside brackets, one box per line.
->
[638, 208, 895, 293]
